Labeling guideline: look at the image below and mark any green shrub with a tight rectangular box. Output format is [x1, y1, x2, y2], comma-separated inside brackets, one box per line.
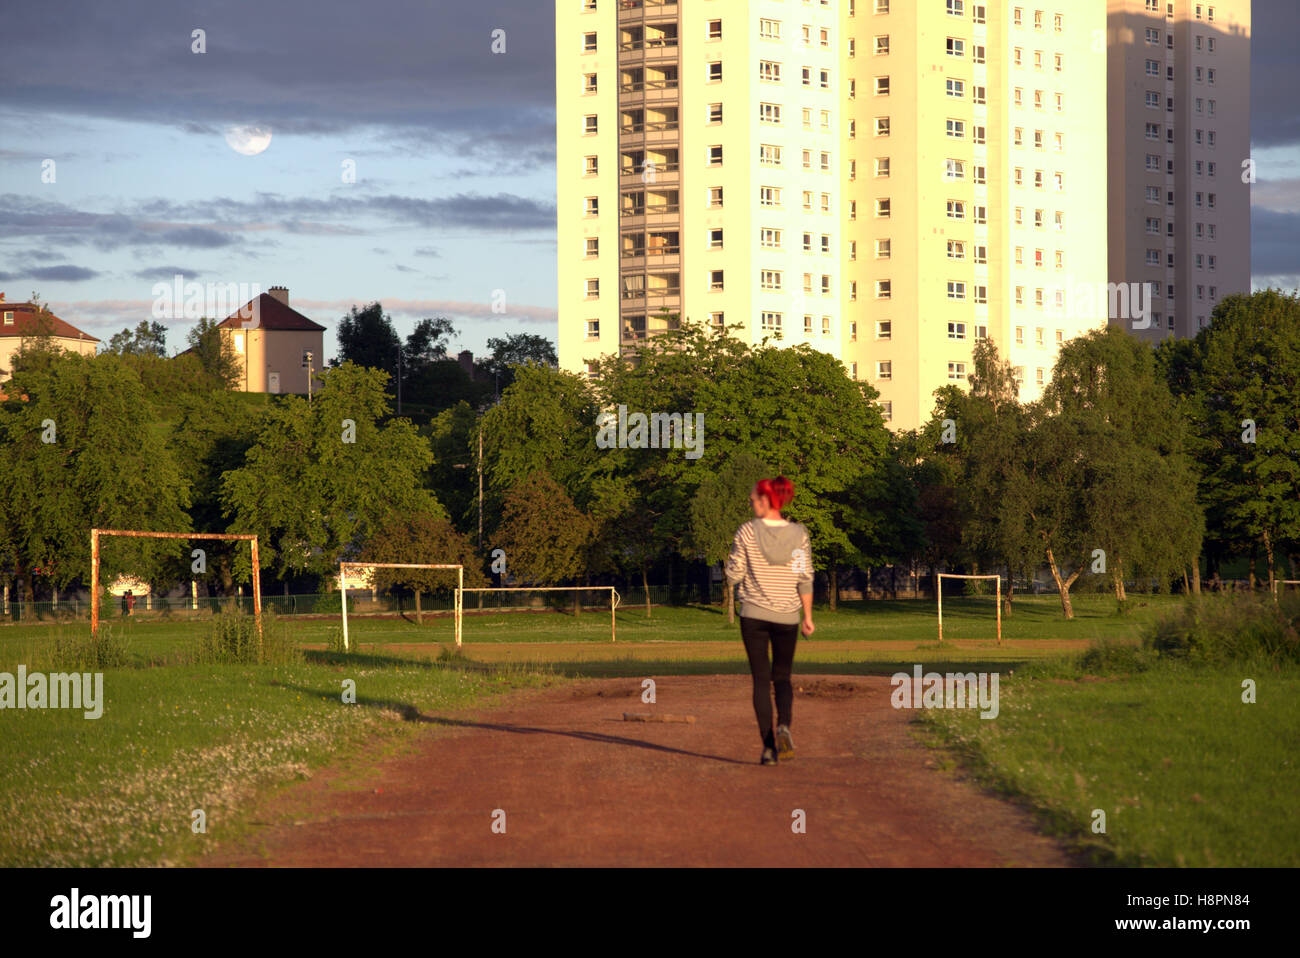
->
[191, 611, 301, 665]
[47, 626, 131, 671]
[1144, 593, 1300, 667]
[1078, 639, 1156, 675]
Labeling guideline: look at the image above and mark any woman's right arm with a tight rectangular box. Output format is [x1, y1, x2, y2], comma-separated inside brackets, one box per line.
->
[724, 525, 747, 584]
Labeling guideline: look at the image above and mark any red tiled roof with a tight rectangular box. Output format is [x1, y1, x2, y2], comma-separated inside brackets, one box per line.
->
[216, 293, 326, 331]
[0, 303, 101, 342]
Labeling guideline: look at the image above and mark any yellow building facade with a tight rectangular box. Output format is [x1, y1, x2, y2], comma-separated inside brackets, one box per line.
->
[557, 0, 1111, 431]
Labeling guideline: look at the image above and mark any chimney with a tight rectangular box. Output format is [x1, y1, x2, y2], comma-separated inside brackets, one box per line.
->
[268, 286, 289, 306]
[458, 349, 474, 377]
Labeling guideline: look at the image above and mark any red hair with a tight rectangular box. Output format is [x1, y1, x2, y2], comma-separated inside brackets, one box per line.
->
[755, 476, 795, 511]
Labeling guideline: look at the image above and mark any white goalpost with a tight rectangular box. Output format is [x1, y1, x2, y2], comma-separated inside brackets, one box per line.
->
[937, 573, 1002, 645]
[339, 562, 463, 651]
[456, 586, 621, 643]
[1272, 579, 1300, 598]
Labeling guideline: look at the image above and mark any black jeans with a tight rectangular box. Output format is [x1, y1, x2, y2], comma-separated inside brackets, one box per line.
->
[739, 616, 799, 748]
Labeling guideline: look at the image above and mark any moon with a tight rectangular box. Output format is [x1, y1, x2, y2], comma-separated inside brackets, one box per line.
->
[224, 125, 273, 156]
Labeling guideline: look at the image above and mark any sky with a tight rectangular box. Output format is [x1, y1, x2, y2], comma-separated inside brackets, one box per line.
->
[1, 0, 1297, 363]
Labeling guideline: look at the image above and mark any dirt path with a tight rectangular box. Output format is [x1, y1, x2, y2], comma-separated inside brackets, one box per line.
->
[202, 675, 1075, 867]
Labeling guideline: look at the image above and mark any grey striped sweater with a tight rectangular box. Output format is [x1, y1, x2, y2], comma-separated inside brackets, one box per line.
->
[724, 518, 813, 625]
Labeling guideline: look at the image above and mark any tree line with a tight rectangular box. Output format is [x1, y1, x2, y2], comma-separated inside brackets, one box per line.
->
[1, 290, 1296, 620]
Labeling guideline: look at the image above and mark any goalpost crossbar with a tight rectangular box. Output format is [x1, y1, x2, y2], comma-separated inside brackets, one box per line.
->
[936, 573, 1002, 645]
[339, 562, 464, 651]
[456, 586, 622, 643]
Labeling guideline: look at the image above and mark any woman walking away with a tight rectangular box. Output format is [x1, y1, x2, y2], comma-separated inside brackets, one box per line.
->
[725, 476, 815, 765]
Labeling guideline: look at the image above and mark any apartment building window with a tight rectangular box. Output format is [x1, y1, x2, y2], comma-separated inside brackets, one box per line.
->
[974, 285, 988, 304]
[708, 145, 723, 166]
[586, 320, 599, 339]
[586, 279, 599, 298]
[849, 159, 857, 180]
[875, 157, 891, 176]
[875, 35, 890, 55]
[759, 102, 781, 123]
[974, 125, 985, 144]
[1055, 53, 1063, 71]
[820, 28, 831, 47]
[1034, 50, 1044, 69]
[1033, 10, 1043, 29]
[974, 85, 986, 104]
[946, 200, 965, 219]
[874, 0, 889, 12]
[759, 60, 781, 82]
[1015, 246, 1024, 265]
[710, 228, 724, 249]
[849, 79, 857, 99]
[803, 315, 814, 335]
[946, 37, 965, 57]
[974, 165, 986, 184]
[947, 281, 966, 300]
[974, 44, 986, 64]
[876, 321, 891, 340]
[949, 322, 967, 339]
[848, 281, 857, 300]
[761, 311, 782, 331]
[821, 69, 831, 89]
[876, 117, 891, 136]
[760, 228, 781, 248]
[877, 361, 893, 380]
[710, 312, 725, 329]
[974, 205, 987, 224]
[1014, 127, 1024, 146]
[974, 245, 987, 264]
[945, 159, 965, 180]
[821, 234, 831, 254]
[759, 19, 781, 40]
[585, 238, 598, 257]
[585, 196, 598, 216]
[1145, 91, 1160, 109]
[876, 76, 891, 95]
[1015, 167, 1024, 186]
[946, 78, 964, 98]
[708, 62, 723, 82]
[710, 271, 725, 290]
[760, 270, 783, 291]
[708, 103, 723, 124]
[584, 73, 598, 94]
[759, 186, 780, 206]
[1015, 326, 1025, 345]
[821, 111, 832, 130]
[802, 149, 813, 170]
[947, 0, 964, 14]
[849, 200, 857, 219]
[874, 198, 891, 218]
[1015, 287, 1025, 305]
[1015, 207, 1024, 225]
[583, 33, 597, 52]
[946, 118, 965, 138]
[711, 187, 725, 207]
[802, 232, 814, 252]
[584, 115, 598, 134]
[875, 239, 891, 259]
[760, 144, 782, 166]
[1014, 7, 1023, 26]
[948, 363, 967, 381]
[876, 280, 892, 299]
[822, 316, 831, 336]
[584, 156, 598, 176]
[948, 240, 965, 259]
[1014, 88, 1024, 107]
[849, 240, 857, 260]
[820, 193, 831, 212]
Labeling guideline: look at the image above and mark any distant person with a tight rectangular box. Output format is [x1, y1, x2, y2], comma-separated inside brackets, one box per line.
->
[725, 476, 815, 765]
[125, 590, 136, 617]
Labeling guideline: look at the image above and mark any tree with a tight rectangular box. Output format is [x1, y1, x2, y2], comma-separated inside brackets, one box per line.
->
[1166, 290, 1300, 591]
[185, 317, 241, 389]
[106, 320, 168, 357]
[0, 352, 190, 606]
[220, 362, 441, 581]
[1036, 326, 1203, 613]
[689, 451, 772, 621]
[480, 333, 558, 396]
[404, 318, 457, 368]
[494, 471, 594, 611]
[333, 302, 401, 377]
[364, 511, 486, 623]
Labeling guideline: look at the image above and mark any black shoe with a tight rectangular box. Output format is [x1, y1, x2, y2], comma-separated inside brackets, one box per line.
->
[776, 725, 794, 761]
[760, 747, 778, 765]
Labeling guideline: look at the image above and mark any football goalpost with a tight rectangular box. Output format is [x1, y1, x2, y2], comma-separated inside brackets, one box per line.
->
[456, 586, 621, 643]
[90, 528, 263, 639]
[1272, 579, 1300, 599]
[936, 573, 1002, 645]
[339, 562, 463, 651]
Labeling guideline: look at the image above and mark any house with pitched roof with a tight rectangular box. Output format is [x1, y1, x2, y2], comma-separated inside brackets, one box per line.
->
[0, 295, 100, 383]
[217, 286, 326, 395]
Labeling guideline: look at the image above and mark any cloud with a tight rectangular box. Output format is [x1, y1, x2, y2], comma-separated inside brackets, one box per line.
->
[132, 266, 203, 281]
[1251, 207, 1300, 275]
[0, 265, 101, 282]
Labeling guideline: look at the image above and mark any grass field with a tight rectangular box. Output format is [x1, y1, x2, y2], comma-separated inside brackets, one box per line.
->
[3, 592, 1292, 867]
